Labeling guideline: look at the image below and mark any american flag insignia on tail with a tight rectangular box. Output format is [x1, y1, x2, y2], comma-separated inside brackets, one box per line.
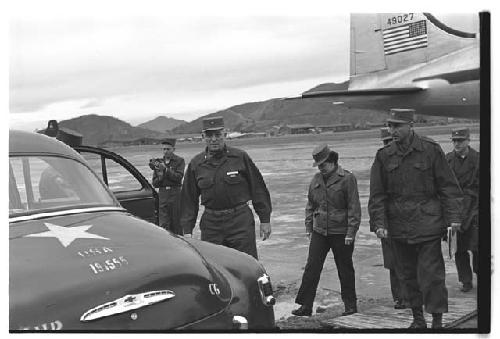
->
[383, 20, 428, 55]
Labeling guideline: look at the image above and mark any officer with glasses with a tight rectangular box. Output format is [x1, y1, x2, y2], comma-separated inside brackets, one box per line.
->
[180, 117, 272, 259]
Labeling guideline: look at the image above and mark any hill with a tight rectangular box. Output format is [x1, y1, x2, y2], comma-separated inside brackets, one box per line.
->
[58, 114, 168, 146]
[137, 116, 186, 133]
[172, 81, 389, 134]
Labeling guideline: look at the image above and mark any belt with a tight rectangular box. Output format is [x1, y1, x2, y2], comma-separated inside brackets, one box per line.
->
[204, 202, 250, 216]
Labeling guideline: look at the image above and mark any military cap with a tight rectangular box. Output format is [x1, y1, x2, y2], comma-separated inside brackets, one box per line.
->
[312, 143, 338, 167]
[380, 127, 392, 141]
[387, 108, 415, 124]
[451, 127, 470, 140]
[202, 116, 224, 132]
[161, 138, 176, 147]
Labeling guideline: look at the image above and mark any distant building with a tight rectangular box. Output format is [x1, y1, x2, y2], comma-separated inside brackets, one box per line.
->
[317, 123, 353, 133]
[282, 124, 316, 135]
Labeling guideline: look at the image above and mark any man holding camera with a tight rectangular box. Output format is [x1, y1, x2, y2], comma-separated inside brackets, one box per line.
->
[150, 138, 185, 235]
[180, 116, 272, 259]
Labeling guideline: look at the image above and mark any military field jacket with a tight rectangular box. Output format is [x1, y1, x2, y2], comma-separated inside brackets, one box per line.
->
[180, 146, 272, 234]
[368, 133, 463, 243]
[446, 147, 479, 232]
[152, 154, 185, 188]
[305, 166, 361, 238]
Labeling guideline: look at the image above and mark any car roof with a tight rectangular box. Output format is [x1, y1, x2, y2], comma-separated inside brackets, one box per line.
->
[9, 130, 85, 162]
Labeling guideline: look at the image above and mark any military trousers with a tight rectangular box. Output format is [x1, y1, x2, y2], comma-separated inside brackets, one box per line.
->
[200, 205, 258, 259]
[455, 250, 478, 285]
[295, 232, 356, 308]
[391, 238, 448, 313]
[158, 187, 182, 235]
[381, 238, 403, 302]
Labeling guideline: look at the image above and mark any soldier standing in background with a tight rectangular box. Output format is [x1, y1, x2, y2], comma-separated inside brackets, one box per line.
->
[446, 127, 479, 293]
[180, 117, 272, 259]
[368, 109, 463, 329]
[150, 138, 185, 235]
[371, 128, 405, 309]
[292, 144, 361, 317]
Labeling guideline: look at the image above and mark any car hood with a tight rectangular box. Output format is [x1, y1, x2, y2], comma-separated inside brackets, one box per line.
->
[9, 211, 232, 331]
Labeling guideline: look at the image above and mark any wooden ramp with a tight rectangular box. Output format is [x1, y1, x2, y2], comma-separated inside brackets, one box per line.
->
[321, 296, 477, 329]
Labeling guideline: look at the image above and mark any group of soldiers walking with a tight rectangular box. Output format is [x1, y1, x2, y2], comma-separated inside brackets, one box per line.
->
[150, 108, 479, 330]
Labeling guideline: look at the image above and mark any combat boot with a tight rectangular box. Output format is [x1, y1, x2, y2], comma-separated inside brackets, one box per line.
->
[431, 313, 443, 329]
[408, 307, 427, 329]
[461, 282, 473, 292]
[341, 301, 358, 316]
[291, 305, 312, 317]
[394, 299, 406, 309]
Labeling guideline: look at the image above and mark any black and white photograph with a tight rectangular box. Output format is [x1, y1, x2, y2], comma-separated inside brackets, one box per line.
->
[7, 1, 492, 334]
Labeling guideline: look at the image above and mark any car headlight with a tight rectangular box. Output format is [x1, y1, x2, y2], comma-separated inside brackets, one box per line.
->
[232, 316, 248, 330]
[257, 273, 276, 307]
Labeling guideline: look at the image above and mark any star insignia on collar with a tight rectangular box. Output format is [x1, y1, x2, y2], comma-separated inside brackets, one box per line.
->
[24, 222, 110, 247]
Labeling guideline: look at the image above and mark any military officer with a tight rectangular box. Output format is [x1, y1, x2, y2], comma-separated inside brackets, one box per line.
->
[150, 138, 185, 235]
[368, 109, 463, 329]
[446, 127, 479, 293]
[179, 117, 272, 259]
[372, 128, 405, 309]
[292, 144, 361, 317]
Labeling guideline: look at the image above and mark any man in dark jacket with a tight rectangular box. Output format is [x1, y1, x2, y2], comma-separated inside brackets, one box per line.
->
[368, 109, 463, 329]
[446, 127, 479, 293]
[180, 117, 272, 259]
[150, 138, 185, 235]
[373, 128, 405, 309]
[292, 144, 361, 317]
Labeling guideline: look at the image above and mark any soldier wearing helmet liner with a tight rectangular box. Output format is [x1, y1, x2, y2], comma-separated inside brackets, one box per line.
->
[368, 109, 463, 329]
[446, 127, 479, 293]
[180, 116, 272, 259]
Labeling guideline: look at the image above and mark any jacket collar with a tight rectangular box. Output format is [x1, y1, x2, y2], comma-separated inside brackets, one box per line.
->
[315, 165, 344, 187]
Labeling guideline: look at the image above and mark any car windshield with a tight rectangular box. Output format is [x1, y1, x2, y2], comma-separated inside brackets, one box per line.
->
[9, 155, 118, 217]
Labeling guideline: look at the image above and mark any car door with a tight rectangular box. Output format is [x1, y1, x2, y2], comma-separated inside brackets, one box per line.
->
[74, 146, 158, 225]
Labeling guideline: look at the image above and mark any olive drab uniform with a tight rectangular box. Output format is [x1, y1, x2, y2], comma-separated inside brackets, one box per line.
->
[446, 146, 479, 285]
[368, 132, 463, 314]
[295, 165, 361, 311]
[180, 146, 271, 259]
[152, 153, 185, 235]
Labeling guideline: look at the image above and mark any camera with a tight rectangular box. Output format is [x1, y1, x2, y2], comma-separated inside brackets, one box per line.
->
[149, 158, 164, 170]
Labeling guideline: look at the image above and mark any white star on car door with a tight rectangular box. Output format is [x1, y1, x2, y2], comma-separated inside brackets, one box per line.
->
[24, 222, 109, 247]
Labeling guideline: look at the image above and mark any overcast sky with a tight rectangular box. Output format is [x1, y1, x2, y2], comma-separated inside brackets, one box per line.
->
[8, 1, 485, 132]
[10, 15, 351, 130]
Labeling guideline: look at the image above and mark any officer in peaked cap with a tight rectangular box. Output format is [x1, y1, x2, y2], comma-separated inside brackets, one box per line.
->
[292, 144, 361, 317]
[150, 137, 185, 234]
[446, 127, 479, 293]
[180, 116, 272, 259]
[368, 108, 463, 329]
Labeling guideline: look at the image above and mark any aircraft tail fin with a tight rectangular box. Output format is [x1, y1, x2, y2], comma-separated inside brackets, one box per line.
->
[349, 13, 478, 89]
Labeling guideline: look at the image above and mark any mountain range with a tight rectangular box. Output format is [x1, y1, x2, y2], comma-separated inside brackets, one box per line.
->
[58, 114, 169, 145]
[137, 116, 186, 133]
[55, 81, 431, 145]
